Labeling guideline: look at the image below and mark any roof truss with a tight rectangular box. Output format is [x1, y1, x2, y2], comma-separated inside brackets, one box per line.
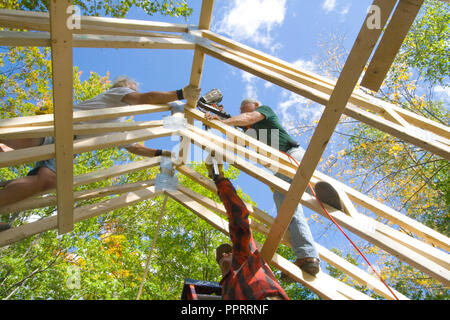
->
[0, 0, 449, 299]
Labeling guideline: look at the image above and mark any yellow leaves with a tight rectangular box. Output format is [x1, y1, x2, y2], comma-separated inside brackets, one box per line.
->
[389, 143, 403, 154]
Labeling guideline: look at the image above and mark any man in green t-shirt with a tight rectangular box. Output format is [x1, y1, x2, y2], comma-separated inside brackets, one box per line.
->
[206, 98, 344, 277]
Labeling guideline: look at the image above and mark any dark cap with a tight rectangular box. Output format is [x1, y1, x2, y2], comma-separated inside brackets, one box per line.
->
[215, 243, 232, 263]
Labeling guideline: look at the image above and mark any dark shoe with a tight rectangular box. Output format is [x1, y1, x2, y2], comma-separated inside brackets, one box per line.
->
[313, 181, 344, 211]
[0, 222, 11, 232]
[295, 257, 320, 276]
[280, 257, 320, 282]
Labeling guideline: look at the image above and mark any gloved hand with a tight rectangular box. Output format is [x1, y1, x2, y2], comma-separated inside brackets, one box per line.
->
[182, 85, 201, 101]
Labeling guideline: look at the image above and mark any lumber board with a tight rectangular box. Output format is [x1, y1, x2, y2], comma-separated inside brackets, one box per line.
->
[301, 191, 450, 286]
[0, 9, 190, 33]
[0, 180, 156, 215]
[0, 126, 175, 168]
[0, 104, 170, 128]
[312, 172, 450, 252]
[361, 0, 424, 91]
[0, 186, 162, 247]
[0, 13, 184, 38]
[0, 120, 163, 139]
[260, 0, 400, 262]
[0, 30, 195, 49]
[50, 0, 74, 234]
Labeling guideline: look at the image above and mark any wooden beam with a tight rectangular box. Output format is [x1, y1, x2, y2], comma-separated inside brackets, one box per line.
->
[301, 192, 450, 286]
[0, 186, 162, 247]
[50, 0, 74, 234]
[361, 0, 424, 91]
[260, 0, 399, 263]
[0, 31, 195, 50]
[0, 9, 190, 33]
[0, 13, 184, 38]
[0, 180, 156, 215]
[0, 104, 170, 128]
[0, 120, 163, 139]
[0, 126, 175, 168]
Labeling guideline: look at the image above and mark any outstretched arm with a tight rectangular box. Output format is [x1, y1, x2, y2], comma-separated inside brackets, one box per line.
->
[206, 111, 264, 127]
[124, 144, 173, 158]
[121, 85, 201, 105]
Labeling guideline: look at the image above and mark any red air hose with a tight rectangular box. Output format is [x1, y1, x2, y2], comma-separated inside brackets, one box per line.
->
[281, 151, 399, 300]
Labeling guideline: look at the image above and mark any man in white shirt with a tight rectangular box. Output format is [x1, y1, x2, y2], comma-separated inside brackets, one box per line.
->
[0, 76, 200, 230]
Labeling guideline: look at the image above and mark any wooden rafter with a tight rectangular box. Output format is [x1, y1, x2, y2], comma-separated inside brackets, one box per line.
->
[361, 0, 425, 91]
[260, 0, 400, 263]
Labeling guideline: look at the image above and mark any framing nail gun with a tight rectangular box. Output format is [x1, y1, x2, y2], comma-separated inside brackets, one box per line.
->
[197, 88, 231, 120]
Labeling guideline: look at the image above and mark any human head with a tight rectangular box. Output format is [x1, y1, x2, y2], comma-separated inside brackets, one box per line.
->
[111, 75, 138, 91]
[240, 98, 261, 114]
[216, 243, 232, 276]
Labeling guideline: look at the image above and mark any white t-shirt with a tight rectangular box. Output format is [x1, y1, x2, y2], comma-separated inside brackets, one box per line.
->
[74, 87, 136, 123]
[74, 87, 137, 146]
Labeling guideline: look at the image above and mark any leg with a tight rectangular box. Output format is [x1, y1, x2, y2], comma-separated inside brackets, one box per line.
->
[273, 186, 318, 260]
[0, 166, 56, 208]
[0, 138, 44, 151]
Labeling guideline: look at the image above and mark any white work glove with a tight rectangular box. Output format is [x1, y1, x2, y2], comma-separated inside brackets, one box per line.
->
[182, 85, 201, 101]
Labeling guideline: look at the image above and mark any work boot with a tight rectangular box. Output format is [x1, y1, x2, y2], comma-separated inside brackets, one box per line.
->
[313, 181, 344, 212]
[295, 257, 320, 276]
[0, 222, 11, 232]
[280, 257, 320, 283]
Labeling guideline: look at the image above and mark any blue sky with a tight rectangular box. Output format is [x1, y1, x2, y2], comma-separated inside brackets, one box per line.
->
[72, 0, 385, 258]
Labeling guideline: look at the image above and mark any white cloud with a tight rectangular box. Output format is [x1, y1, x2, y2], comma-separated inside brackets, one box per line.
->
[292, 58, 318, 73]
[340, 5, 350, 16]
[322, 0, 337, 13]
[434, 85, 450, 104]
[241, 71, 258, 99]
[214, 0, 286, 48]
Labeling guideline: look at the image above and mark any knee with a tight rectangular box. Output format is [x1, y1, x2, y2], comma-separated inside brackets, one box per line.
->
[36, 167, 57, 191]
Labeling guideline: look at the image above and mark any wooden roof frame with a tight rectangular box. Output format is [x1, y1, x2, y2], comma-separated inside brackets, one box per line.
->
[0, 0, 449, 299]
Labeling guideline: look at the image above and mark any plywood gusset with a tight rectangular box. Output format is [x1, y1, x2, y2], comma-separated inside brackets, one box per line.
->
[0, 0, 449, 299]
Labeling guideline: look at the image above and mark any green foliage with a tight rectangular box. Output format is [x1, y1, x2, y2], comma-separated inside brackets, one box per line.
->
[399, 0, 450, 85]
[3, 0, 192, 19]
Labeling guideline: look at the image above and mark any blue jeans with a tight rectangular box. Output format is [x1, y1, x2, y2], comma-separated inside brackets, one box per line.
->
[27, 136, 56, 175]
[273, 146, 319, 260]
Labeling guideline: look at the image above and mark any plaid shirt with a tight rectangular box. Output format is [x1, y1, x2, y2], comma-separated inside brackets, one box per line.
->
[216, 178, 290, 300]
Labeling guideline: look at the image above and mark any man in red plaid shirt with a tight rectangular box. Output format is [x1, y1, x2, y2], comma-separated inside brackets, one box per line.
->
[208, 164, 289, 300]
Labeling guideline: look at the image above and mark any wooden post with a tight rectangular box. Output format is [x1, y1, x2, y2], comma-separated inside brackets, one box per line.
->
[50, 0, 74, 234]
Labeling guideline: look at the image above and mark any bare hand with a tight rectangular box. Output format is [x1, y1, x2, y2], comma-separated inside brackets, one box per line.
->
[205, 112, 220, 121]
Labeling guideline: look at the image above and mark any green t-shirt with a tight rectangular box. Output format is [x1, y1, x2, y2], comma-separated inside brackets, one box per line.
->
[245, 105, 297, 152]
